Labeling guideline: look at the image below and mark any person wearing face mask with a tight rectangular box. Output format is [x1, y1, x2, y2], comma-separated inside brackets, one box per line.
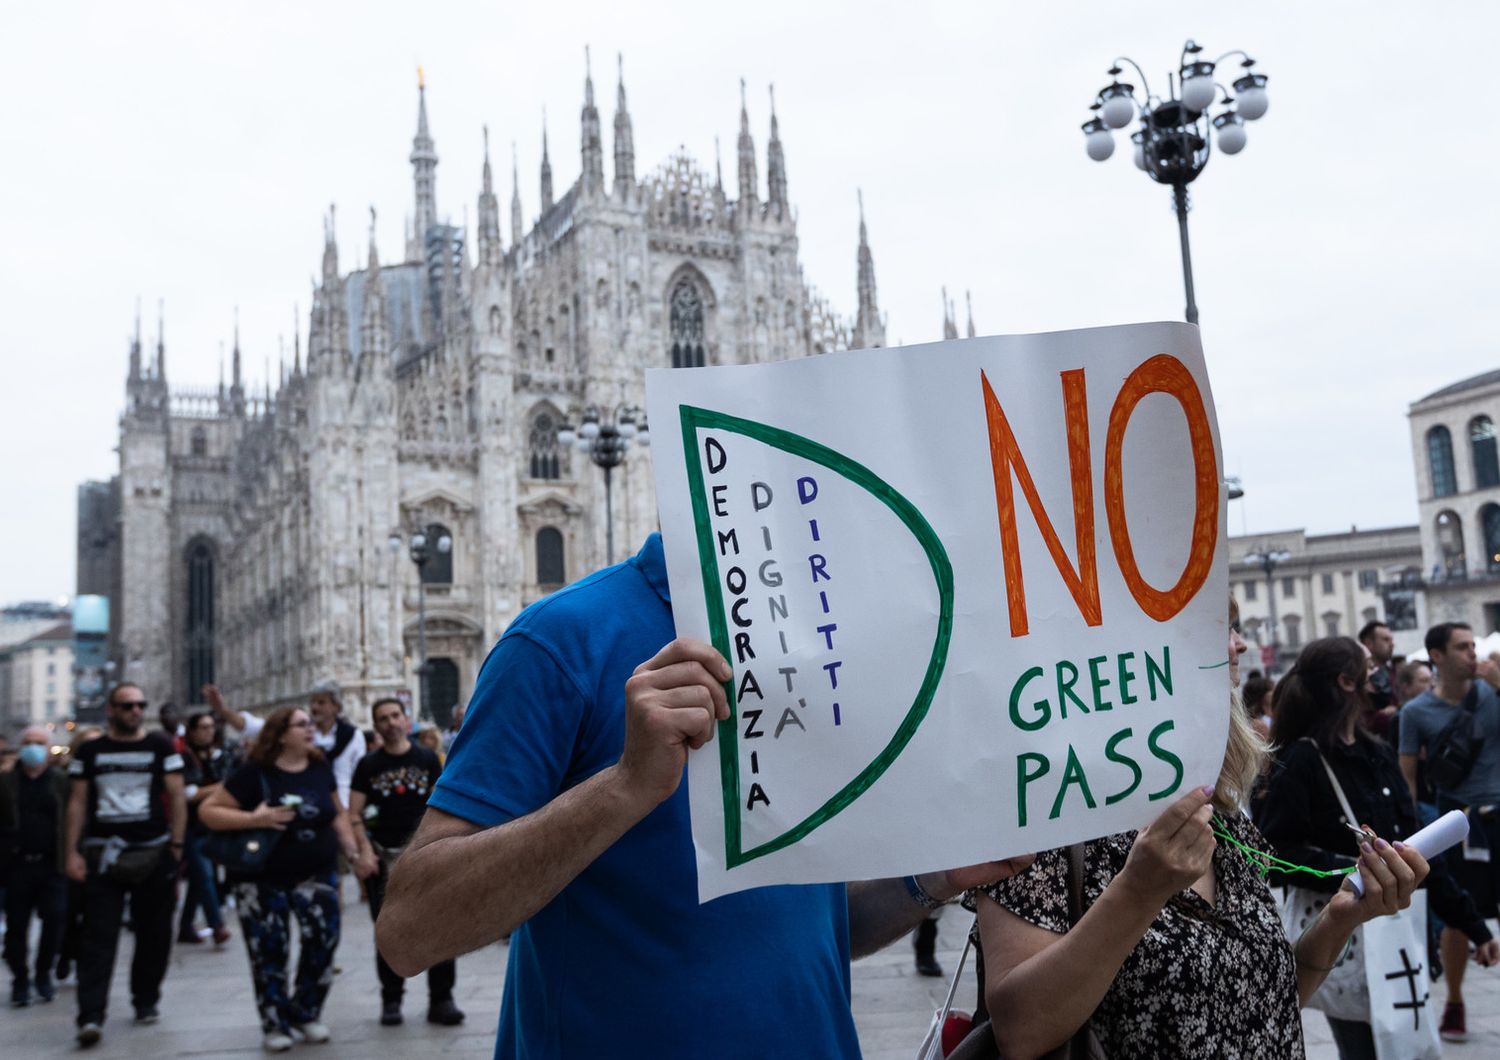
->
[1, 727, 70, 1007]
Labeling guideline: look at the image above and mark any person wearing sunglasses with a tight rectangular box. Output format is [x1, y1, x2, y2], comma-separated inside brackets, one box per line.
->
[64, 682, 187, 1048]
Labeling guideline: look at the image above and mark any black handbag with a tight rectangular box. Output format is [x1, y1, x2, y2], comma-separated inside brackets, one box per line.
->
[1426, 684, 1484, 792]
[204, 771, 281, 874]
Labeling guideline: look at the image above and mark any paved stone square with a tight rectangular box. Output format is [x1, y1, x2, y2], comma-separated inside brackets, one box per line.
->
[6, 884, 1500, 1057]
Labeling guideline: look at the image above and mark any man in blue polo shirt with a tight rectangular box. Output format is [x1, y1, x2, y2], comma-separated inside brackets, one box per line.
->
[378, 534, 1029, 1058]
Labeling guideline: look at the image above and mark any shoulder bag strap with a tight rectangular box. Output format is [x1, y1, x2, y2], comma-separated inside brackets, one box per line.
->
[933, 915, 977, 1036]
[1302, 737, 1361, 829]
[1065, 843, 1086, 926]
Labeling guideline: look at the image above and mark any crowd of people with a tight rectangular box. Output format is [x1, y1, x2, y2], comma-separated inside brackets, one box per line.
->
[4, 537, 1498, 1057]
[1239, 617, 1500, 1054]
[0, 680, 464, 1051]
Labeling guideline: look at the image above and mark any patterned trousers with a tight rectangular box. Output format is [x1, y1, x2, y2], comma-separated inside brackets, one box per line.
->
[233, 876, 340, 1034]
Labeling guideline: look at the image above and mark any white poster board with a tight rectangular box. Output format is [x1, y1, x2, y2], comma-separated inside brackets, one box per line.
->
[646, 322, 1229, 901]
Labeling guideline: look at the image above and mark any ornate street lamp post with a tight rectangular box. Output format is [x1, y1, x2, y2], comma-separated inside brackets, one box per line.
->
[1245, 546, 1291, 675]
[1080, 39, 1271, 325]
[388, 524, 451, 722]
[558, 405, 650, 566]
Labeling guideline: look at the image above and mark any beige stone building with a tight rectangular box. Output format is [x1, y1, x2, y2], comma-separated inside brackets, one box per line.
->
[83, 67, 888, 727]
[1228, 527, 1425, 674]
[0, 622, 74, 734]
[1409, 369, 1500, 631]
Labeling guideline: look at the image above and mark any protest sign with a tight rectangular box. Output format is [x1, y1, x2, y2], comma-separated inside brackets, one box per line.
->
[646, 322, 1228, 901]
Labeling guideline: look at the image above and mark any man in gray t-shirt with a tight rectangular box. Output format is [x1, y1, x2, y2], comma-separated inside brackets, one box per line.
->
[1399, 683, 1500, 807]
[1396, 620, 1500, 1043]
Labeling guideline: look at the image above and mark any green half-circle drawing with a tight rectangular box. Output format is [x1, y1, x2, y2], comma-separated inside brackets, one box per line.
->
[679, 405, 955, 868]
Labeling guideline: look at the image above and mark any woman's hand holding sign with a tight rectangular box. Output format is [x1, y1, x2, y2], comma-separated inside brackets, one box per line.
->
[618, 638, 732, 810]
[1116, 785, 1218, 909]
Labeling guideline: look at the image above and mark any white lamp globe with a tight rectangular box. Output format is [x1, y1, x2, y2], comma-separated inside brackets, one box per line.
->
[1180, 62, 1217, 112]
[1233, 73, 1270, 120]
[1213, 112, 1247, 154]
[1099, 84, 1135, 129]
[1132, 139, 1147, 171]
[1082, 118, 1114, 161]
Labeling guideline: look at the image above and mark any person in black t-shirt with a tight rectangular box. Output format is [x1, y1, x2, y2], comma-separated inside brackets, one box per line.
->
[64, 683, 187, 1048]
[200, 704, 364, 1053]
[349, 696, 463, 1028]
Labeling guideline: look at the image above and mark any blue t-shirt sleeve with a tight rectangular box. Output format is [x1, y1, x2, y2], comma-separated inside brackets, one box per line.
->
[428, 630, 590, 828]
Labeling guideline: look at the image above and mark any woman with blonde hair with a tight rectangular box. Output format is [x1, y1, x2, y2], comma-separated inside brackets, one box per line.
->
[968, 598, 1430, 1058]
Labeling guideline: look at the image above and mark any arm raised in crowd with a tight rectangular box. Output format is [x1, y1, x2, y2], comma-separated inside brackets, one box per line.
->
[377, 638, 731, 978]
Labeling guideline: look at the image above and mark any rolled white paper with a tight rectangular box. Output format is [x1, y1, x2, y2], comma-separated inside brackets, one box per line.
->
[1349, 809, 1469, 896]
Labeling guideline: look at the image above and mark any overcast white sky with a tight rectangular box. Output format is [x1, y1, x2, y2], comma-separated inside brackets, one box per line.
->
[3, 1, 1497, 602]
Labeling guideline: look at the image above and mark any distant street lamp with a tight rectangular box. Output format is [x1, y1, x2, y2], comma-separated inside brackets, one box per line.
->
[1080, 39, 1271, 325]
[388, 524, 451, 722]
[558, 405, 650, 566]
[1244, 546, 1292, 674]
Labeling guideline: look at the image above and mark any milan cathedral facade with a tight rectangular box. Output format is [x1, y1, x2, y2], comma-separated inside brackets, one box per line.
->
[94, 60, 888, 724]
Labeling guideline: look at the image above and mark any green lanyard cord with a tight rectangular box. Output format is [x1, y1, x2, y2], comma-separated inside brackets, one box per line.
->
[1211, 814, 1356, 881]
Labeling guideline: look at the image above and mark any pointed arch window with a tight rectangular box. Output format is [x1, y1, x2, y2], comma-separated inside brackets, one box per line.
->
[185, 539, 215, 695]
[537, 527, 565, 590]
[1472, 416, 1500, 489]
[528, 408, 563, 479]
[670, 281, 705, 368]
[1428, 425, 1457, 497]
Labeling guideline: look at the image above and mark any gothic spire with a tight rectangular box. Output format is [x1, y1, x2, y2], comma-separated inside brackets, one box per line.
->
[581, 47, 605, 194]
[737, 78, 758, 209]
[766, 84, 788, 219]
[409, 67, 439, 259]
[232, 305, 243, 395]
[540, 111, 554, 212]
[613, 52, 635, 198]
[322, 204, 339, 289]
[292, 303, 302, 377]
[942, 287, 958, 341]
[477, 126, 501, 266]
[510, 141, 523, 246]
[155, 298, 166, 380]
[966, 290, 976, 339]
[852, 191, 885, 349]
[128, 297, 142, 380]
[362, 206, 389, 361]
[714, 135, 724, 193]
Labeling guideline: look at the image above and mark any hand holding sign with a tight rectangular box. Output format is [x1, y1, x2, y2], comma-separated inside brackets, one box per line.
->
[1115, 787, 1217, 908]
[617, 639, 733, 810]
[649, 323, 1230, 901]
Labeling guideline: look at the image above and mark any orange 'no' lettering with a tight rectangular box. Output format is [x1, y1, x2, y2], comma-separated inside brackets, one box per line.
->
[981, 369, 1101, 637]
[1103, 354, 1219, 621]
